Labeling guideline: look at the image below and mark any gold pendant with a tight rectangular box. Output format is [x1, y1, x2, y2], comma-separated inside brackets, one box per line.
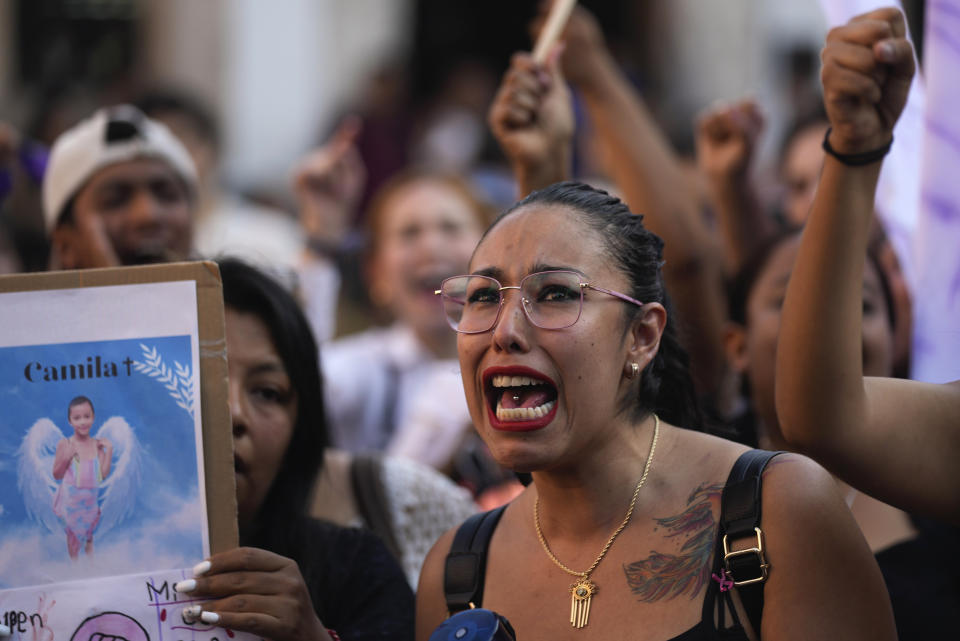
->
[569, 579, 596, 628]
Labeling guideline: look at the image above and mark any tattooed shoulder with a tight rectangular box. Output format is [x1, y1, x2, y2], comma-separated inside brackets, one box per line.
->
[623, 482, 724, 603]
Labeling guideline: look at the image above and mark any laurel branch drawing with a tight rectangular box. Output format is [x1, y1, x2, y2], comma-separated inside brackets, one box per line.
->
[133, 344, 196, 419]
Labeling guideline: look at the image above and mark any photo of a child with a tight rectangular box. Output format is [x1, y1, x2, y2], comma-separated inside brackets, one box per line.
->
[52, 396, 113, 560]
[18, 395, 142, 568]
[1, 334, 207, 590]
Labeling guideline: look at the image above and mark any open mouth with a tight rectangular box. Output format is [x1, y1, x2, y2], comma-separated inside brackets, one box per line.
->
[484, 367, 559, 431]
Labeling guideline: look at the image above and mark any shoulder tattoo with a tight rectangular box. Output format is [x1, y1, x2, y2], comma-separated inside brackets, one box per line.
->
[623, 483, 723, 602]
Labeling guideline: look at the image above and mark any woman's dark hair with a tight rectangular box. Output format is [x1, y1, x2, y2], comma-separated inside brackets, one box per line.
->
[68, 395, 94, 420]
[489, 181, 702, 430]
[218, 258, 327, 546]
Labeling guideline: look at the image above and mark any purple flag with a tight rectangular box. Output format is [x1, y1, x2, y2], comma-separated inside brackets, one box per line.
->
[819, 0, 960, 382]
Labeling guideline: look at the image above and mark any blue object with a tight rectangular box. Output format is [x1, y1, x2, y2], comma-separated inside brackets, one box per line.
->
[429, 609, 516, 641]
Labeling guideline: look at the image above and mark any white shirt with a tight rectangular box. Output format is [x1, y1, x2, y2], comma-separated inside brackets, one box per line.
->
[322, 323, 473, 468]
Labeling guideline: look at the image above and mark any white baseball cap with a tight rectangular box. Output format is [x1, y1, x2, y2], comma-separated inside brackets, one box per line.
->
[42, 104, 199, 234]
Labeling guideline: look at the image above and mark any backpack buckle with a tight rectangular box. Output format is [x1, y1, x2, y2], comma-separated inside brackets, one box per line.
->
[722, 527, 770, 586]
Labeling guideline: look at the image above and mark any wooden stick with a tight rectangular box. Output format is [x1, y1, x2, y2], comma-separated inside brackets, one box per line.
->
[532, 0, 577, 64]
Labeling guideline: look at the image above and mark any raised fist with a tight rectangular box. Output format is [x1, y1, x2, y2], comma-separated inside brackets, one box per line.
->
[488, 49, 573, 172]
[695, 100, 764, 181]
[821, 7, 915, 154]
[293, 116, 366, 247]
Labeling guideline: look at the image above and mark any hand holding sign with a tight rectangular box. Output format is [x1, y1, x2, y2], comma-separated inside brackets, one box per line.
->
[178, 548, 333, 641]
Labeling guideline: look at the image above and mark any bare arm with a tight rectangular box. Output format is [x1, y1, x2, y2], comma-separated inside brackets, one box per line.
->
[416, 528, 457, 641]
[563, 13, 717, 270]
[695, 100, 776, 275]
[292, 118, 366, 342]
[531, 6, 728, 399]
[52, 438, 74, 480]
[488, 48, 573, 197]
[293, 116, 366, 254]
[775, 8, 960, 522]
[760, 455, 896, 639]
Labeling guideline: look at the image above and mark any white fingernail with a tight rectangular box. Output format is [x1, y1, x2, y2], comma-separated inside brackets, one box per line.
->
[0, 623, 11, 636]
[200, 611, 220, 624]
[193, 560, 211, 576]
[175, 579, 197, 593]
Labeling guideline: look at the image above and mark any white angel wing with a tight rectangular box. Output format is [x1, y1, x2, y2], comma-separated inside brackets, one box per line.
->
[95, 416, 143, 538]
[16, 418, 66, 534]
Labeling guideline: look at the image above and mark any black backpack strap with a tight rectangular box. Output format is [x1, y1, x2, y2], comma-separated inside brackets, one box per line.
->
[443, 505, 507, 614]
[719, 449, 784, 636]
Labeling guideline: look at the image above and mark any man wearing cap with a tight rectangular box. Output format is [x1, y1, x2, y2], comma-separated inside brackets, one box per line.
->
[44, 104, 199, 269]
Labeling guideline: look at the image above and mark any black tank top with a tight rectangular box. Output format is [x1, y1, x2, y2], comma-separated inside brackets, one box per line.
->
[443, 450, 782, 640]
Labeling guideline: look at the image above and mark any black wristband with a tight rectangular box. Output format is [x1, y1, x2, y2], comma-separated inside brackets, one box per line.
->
[822, 127, 892, 166]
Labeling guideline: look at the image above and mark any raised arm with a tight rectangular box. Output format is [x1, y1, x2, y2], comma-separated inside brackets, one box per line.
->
[775, 8, 960, 523]
[550, 6, 727, 399]
[291, 117, 366, 342]
[695, 100, 775, 275]
[293, 116, 366, 256]
[488, 47, 573, 197]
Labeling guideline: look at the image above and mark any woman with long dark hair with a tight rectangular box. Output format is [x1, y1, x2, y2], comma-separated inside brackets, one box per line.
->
[176, 259, 414, 641]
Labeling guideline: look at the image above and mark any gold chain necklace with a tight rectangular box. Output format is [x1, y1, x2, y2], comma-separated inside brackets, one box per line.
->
[534, 414, 660, 629]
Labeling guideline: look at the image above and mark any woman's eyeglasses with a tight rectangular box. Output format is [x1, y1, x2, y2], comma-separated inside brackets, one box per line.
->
[435, 270, 644, 334]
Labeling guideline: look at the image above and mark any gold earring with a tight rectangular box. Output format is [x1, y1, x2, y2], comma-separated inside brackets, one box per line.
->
[626, 362, 640, 379]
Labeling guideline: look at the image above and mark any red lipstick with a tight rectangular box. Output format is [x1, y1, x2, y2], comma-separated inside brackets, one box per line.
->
[482, 365, 558, 432]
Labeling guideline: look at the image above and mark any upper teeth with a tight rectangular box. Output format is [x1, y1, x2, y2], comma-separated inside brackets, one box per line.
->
[491, 375, 544, 387]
